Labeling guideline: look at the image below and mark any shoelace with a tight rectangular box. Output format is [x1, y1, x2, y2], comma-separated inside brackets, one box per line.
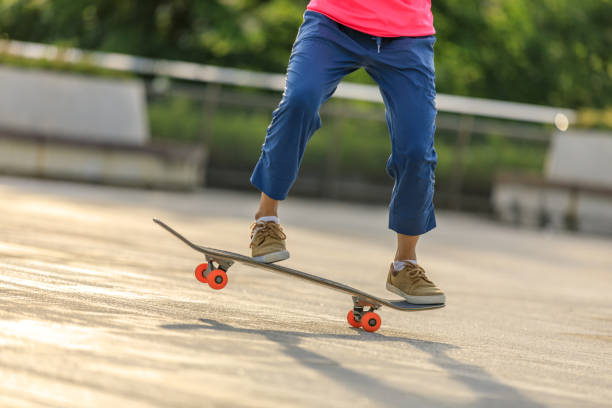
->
[406, 265, 433, 284]
[249, 222, 286, 248]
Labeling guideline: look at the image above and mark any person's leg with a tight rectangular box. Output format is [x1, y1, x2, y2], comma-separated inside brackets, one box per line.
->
[249, 11, 360, 262]
[366, 36, 438, 239]
[366, 35, 444, 303]
[255, 192, 279, 219]
[395, 233, 418, 262]
[250, 12, 360, 202]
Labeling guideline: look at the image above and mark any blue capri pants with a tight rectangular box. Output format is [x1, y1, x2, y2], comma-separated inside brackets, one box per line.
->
[251, 10, 438, 236]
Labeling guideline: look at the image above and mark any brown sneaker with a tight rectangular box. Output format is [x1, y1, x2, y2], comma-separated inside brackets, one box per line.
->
[386, 262, 445, 304]
[249, 221, 290, 263]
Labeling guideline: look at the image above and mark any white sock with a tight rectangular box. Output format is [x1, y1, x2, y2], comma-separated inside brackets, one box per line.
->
[393, 260, 418, 271]
[256, 216, 279, 224]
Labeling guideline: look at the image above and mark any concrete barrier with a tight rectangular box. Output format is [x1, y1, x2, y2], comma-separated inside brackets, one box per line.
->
[0, 66, 148, 145]
[0, 131, 205, 189]
[546, 130, 612, 189]
[493, 131, 612, 235]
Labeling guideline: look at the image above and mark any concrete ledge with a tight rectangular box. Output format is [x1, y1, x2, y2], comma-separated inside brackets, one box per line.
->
[492, 174, 612, 235]
[495, 172, 612, 196]
[0, 66, 149, 145]
[546, 131, 612, 189]
[576, 192, 612, 236]
[0, 131, 205, 189]
[493, 130, 612, 236]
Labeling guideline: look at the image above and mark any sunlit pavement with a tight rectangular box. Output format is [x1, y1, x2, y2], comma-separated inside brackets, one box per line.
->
[1, 176, 610, 408]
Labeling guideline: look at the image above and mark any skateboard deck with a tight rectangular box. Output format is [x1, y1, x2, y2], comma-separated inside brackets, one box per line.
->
[154, 218, 444, 332]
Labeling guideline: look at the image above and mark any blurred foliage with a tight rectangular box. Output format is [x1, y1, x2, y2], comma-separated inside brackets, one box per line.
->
[0, 52, 132, 78]
[578, 108, 612, 130]
[433, 0, 612, 109]
[0, 0, 304, 71]
[0, 0, 610, 109]
[148, 96, 547, 199]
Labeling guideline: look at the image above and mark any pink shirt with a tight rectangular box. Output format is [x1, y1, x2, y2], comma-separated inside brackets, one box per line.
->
[307, 0, 435, 37]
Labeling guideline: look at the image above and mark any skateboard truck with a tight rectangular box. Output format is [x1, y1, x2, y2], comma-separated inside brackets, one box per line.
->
[351, 295, 381, 320]
[193, 256, 233, 290]
[204, 255, 234, 273]
[349, 296, 382, 332]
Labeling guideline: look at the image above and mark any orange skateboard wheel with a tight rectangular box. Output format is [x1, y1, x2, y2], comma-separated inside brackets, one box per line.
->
[347, 310, 362, 328]
[361, 312, 381, 332]
[207, 269, 228, 290]
[194, 263, 208, 283]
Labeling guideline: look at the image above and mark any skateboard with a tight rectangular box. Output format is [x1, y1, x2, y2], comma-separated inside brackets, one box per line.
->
[154, 219, 445, 332]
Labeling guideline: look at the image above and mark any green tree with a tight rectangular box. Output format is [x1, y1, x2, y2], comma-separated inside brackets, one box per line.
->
[1, 0, 610, 108]
[0, 0, 305, 70]
[433, 0, 612, 108]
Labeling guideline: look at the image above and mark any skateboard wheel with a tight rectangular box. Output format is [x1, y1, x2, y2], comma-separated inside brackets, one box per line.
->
[207, 269, 228, 290]
[347, 310, 362, 328]
[194, 263, 208, 283]
[361, 312, 381, 332]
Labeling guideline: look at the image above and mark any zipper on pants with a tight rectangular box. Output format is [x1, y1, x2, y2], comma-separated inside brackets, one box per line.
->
[372, 36, 382, 53]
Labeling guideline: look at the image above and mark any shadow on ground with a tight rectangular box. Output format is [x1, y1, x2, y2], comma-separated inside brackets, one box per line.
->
[161, 319, 544, 407]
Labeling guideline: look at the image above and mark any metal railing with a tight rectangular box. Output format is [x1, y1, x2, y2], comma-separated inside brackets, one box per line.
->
[0, 39, 576, 210]
[0, 40, 575, 126]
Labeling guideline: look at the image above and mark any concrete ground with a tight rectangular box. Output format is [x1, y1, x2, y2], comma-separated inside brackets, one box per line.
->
[0, 176, 610, 408]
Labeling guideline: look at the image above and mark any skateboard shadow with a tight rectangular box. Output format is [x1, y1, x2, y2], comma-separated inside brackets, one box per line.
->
[160, 319, 544, 407]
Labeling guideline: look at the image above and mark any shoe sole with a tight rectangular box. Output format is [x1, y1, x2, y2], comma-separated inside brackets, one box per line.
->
[386, 282, 446, 305]
[252, 250, 290, 264]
